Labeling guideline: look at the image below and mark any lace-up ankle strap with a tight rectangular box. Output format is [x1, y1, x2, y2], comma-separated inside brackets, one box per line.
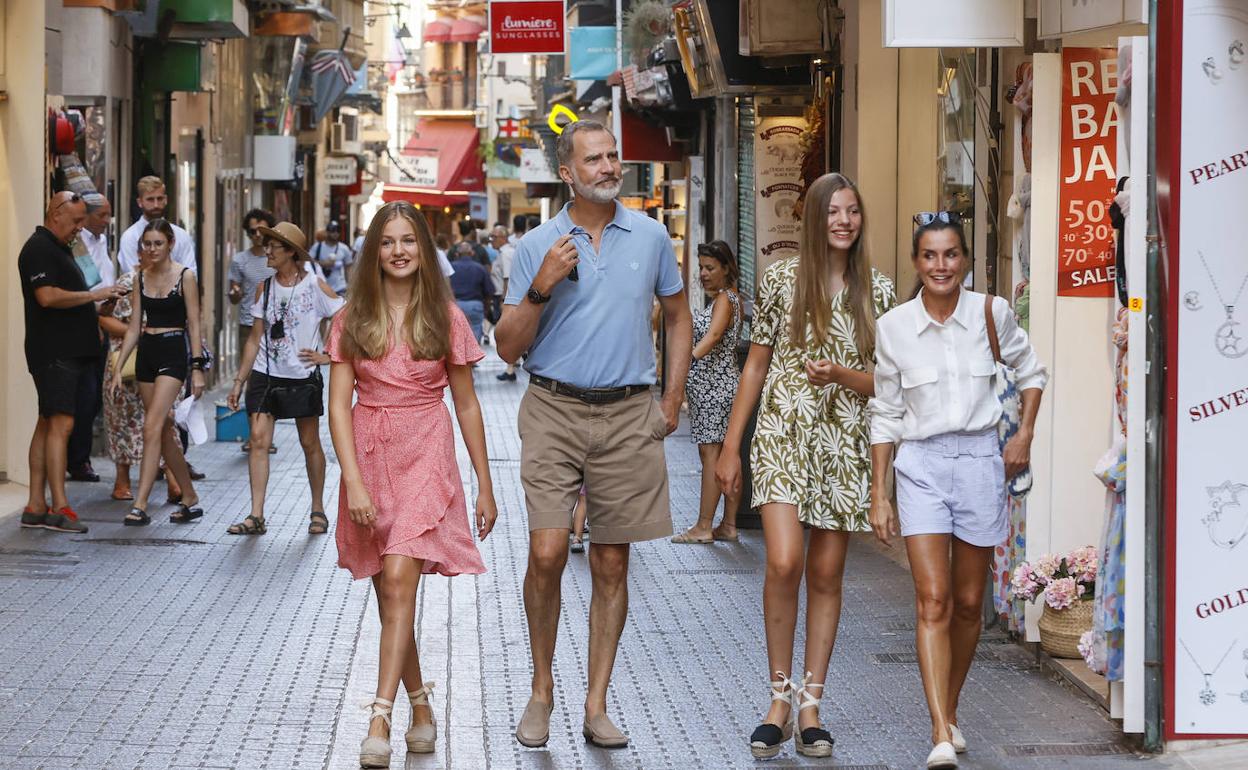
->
[362, 697, 394, 728]
[794, 671, 825, 711]
[769, 671, 796, 702]
[408, 682, 436, 706]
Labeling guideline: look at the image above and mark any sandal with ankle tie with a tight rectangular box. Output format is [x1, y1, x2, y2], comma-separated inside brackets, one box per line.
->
[406, 682, 437, 753]
[360, 698, 393, 768]
[792, 672, 834, 758]
[749, 673, 794, 759]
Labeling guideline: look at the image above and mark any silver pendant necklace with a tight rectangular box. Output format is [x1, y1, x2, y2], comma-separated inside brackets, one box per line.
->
[1181, 638, 1237, 705]
[1203, 481, 1248, 550]
[1197, 251, 1248, 358]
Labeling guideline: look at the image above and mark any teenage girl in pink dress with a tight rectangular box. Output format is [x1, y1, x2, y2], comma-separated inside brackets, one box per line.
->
[326, 201, 498, 768]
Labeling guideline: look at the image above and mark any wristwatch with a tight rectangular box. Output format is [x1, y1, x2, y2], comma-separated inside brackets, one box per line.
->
[526, 286, 551, 305]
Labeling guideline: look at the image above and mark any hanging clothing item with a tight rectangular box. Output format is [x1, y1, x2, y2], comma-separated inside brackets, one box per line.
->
[1110, 179, 1130, 307]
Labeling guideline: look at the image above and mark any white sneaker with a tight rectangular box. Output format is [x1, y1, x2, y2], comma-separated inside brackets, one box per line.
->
[949, 724, 967, 753]
[926, 741, 958, 769]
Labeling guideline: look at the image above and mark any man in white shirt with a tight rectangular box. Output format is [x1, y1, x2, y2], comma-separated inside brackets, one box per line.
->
[312, 221, 354, 295]
[77, 193, 115, 288]
[117, 176, 198, 276]
[490, 225, 519, 381]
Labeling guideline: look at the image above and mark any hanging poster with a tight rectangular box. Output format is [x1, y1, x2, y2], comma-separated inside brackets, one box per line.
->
[570, 27, 617, 80]
[753, 113, 807, 276]
[1057, 47, 1119, 297]
[1165, 0, 1248, 741]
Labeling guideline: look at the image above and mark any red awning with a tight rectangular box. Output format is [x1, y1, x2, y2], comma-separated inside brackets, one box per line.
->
[382, 119, 484, 208]
[423, 18, 452, 44]
[449, 17, 485, 42]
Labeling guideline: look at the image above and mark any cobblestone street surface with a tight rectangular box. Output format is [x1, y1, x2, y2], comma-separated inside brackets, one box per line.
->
[0, 351, 1197, 769]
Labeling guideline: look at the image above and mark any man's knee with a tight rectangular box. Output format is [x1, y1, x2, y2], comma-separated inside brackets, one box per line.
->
[588, 543, 629, 581]
[528, 534, 569, 575]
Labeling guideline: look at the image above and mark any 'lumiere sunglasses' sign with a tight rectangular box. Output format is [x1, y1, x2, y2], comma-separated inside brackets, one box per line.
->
[489, 1, 567, 55]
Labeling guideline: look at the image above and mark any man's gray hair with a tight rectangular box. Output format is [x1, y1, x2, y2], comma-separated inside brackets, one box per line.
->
[555, 120, 612, 167]
[82, 192, 108, 213]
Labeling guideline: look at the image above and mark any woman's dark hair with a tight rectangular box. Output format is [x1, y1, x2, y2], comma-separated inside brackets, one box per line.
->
[697, 239, 739, 287]
[242, 207, 276, 229]
[141, 218, 176, 246]
[909, 218, 971, 299]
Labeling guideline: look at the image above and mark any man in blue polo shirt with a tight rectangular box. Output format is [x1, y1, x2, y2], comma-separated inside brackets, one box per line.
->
[496, 120, 692, 750]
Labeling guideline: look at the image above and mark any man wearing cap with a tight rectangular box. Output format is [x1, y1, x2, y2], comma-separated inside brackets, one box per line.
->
[20, 192, 126, 533]
[117, 176, 197, 275]
[312, 221, 353, 296]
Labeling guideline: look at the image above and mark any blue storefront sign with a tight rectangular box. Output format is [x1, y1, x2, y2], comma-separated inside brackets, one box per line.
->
[569, 26, 617, 80]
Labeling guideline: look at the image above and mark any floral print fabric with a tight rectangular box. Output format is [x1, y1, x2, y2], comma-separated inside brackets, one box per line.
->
[686, 290, 742, 444]
[103, 271, 144, 465]
[748, 258, 895, 530]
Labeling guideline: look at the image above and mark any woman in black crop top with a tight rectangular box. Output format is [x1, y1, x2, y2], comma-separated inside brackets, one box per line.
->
[109, 219, 206, 526]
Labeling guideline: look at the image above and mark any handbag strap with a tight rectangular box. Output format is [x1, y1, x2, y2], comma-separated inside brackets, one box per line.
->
[984, 294, 1003, 364]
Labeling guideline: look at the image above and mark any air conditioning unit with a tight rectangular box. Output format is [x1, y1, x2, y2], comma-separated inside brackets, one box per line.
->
[330, 120, 362, 155]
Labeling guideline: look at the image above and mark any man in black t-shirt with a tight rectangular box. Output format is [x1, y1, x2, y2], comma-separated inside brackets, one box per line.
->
[18, 192, 125, 533]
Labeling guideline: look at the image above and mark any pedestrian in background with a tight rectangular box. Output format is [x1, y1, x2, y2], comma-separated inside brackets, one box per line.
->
[228, 208, 278, 454]
[497, 217, 527, 382]
[495, 119, 692, 750]
[868, 213, 1045, 770]
[19, 192, 124, 533]
[118, 176, 197, 275]
[313, 221, 354, 296]
[449, 241, 494, 346]
[66, 192, 116, 483]
[326, 201, 496, 767]
[718, 173, 895, 760]
[672, 240, 743, 544]
[226, 222, 343, 536]
[110, 218, 206, 526]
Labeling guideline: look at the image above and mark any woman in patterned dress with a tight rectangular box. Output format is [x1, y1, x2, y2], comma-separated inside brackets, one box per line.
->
[99, 269, 145, 501]
[327, 201, 497, 768]
[673, 240, 743, 544]
[717, 173, 895, 759]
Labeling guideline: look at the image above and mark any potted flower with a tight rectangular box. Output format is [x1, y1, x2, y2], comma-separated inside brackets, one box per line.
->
[1010, 545, 1098, 659]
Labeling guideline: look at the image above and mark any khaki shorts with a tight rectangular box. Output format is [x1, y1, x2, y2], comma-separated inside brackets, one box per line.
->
[517, 384, 673, 544]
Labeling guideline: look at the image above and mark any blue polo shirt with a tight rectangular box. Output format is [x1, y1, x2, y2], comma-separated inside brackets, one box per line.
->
[504, 201, 684, 388]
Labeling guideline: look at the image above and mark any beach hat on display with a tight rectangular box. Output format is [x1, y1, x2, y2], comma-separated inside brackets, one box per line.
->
[257, 222, 311, 260]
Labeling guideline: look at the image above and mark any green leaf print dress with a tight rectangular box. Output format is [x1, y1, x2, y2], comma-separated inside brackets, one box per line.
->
[748, 257, 896, 531]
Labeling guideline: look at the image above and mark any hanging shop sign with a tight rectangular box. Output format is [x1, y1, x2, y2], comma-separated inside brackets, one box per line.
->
[1164, 0, 1248, 741]
[570, 26, 617, 80]
[1057, 47, 1119, 298]
[323, 156, 358, 186]
[489, 0, 567, 55]
[753, 111, 808, 275]
[393, 152, 438, 188]
[884, 0, 1024, 47]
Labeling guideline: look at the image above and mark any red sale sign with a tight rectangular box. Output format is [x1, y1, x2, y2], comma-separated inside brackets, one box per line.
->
[1057, 48, 1120, 297]
[489, 1, 567, 55]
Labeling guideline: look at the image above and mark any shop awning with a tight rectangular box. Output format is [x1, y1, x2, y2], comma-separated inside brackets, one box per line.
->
[382, 119, 484, 207]
[423, 17, 452, 44]
[449, 16, 486, 43]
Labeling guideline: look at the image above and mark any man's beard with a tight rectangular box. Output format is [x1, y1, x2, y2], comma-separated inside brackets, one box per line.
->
[570, 167, 622, 204]
[144, 208, 166, 220]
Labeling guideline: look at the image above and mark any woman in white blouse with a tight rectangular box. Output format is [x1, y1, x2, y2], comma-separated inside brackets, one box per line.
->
[867, 213, 1046, 770]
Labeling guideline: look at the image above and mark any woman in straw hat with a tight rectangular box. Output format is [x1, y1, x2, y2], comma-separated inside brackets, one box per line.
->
[226, 221, 344, 535]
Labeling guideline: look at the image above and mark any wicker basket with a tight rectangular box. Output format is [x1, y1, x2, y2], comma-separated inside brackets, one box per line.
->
[1038, 599, 1094, 659]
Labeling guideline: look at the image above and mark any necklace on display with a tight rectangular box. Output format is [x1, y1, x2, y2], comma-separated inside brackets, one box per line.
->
[1180, 638, 1237, 705]
[1196, 251, 1248, 359]
[1229, 649, 1248, 705]
[1203, 481, 1248, 550]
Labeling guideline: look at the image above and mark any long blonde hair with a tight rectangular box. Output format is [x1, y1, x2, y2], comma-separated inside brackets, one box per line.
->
[788, 172, 877, 360]
[337, 201, 451, 360]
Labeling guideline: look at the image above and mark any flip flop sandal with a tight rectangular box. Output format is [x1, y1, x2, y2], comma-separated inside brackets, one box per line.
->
[670, 531, 713, 544]
[713, 530, 740, 542]
[170, 503, 203, 524]
[308, 511, 329, 535]
[227, 515, 267, 535]
[111, 490, 134, 501]
[123, 507, 150, 527]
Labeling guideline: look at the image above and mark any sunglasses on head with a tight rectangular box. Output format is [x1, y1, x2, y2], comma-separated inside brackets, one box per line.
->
[913, 211, 962, 227]
[52, 193, 83, 213]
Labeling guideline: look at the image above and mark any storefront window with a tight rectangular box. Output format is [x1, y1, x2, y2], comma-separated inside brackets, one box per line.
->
[937, 48, 977, 282]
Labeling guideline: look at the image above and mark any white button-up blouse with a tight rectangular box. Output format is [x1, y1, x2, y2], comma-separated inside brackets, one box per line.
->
[868, 289, 1047, 445]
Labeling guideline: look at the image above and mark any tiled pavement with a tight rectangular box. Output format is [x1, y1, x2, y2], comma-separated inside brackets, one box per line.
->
[0, 349, 1195, 769]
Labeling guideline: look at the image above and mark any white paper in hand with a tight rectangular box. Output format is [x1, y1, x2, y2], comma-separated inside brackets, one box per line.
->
[174, 395, 209, 446]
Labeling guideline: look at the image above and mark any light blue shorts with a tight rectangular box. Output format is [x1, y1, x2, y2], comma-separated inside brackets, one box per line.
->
[894, 429, 1008, 547]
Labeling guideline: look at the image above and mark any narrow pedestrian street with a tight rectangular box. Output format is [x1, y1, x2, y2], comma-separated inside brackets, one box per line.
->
[0, 351, 1178, 769]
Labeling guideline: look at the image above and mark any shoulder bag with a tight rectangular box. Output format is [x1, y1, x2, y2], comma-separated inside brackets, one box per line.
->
[984, 294, 1032, 497]
[260, 277, 323, 418]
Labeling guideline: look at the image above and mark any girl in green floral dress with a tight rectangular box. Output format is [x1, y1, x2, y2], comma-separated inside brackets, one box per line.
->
[718, 173, 895, 760]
